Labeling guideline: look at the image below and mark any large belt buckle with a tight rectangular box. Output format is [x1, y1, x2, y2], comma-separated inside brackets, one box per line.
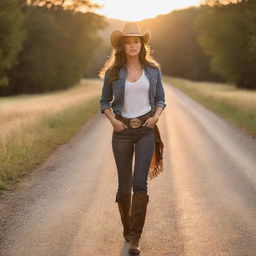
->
[129, 117, 142, 128]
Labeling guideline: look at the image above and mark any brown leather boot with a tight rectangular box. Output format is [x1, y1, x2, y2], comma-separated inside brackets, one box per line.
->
[116, 192, 132, 242]
[128, 192, 149, 255]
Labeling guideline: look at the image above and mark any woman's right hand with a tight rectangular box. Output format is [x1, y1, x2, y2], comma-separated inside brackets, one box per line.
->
[111, 118, 128, 132]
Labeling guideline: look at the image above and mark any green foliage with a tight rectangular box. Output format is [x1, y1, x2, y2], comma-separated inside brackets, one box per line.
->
[0, 6, 107, 95]
[28, 0, 102, 12]
[196, 1, 256, 89]
[0, 0, 26, 87]
[141, 7, 223, 82]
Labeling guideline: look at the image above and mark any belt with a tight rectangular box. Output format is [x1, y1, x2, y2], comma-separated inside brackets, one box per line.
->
[115, 111, 154, 128]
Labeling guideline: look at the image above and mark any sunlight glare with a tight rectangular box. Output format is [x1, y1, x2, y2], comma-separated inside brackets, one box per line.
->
[93, 0, 200, 21]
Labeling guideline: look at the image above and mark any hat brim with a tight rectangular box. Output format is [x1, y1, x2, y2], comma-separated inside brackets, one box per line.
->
[110, 29, 151, 49]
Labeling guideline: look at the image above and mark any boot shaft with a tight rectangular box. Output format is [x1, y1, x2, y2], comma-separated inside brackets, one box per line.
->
[130, 192, 149, 241]
[116, 192, 132, 242]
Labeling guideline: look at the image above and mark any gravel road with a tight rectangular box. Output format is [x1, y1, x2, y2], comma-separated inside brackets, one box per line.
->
[0, 83, 256, 256]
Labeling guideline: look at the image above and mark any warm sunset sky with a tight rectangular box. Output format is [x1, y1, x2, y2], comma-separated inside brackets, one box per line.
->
[92, 0, 201, 21]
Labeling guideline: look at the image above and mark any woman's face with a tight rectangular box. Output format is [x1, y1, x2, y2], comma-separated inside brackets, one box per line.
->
[124, 36, 142, 57]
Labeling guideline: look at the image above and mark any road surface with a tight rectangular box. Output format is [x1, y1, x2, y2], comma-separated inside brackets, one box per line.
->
[0, 82, 256, 256]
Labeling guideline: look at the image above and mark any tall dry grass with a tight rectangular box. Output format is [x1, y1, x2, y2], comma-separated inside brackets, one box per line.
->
[0, 78, 102, 191]
[172, 78, 256, 112]
[163, 76, 256, 137]
[0, 79, 101, 147]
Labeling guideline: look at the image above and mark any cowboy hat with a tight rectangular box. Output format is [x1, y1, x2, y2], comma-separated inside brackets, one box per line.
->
[110, 22, 151, 49]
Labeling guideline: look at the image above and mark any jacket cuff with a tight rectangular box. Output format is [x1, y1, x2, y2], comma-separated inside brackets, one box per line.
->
[100, 106, 113, 114]
[155, 102, 166, 110]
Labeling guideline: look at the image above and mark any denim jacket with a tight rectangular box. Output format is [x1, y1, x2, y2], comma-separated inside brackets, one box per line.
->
[99, 65, 166, 116]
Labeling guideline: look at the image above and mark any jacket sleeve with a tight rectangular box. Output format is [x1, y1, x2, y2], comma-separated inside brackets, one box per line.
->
[99, 69, 113, 114]
[155, 68, 166, 110]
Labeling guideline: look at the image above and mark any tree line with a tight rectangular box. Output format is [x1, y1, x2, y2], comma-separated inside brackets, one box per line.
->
[141, 7, 223, 83]
[0, 0, 106, 95]
[0, 0, 255, 95]
[197, 0, 256, 90]
[141, 0, 256, 89]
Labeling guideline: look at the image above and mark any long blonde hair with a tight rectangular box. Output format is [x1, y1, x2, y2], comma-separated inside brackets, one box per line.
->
[98, 36, 160, 83]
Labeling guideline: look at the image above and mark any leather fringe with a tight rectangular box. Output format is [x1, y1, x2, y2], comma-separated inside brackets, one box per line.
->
[148, 124, 164, 180]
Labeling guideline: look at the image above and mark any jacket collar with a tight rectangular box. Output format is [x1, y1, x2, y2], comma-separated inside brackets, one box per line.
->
[119, 65, 152, 81]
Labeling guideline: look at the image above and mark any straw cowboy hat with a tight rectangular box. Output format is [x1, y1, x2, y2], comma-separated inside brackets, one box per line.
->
[110, 22, 151, 49]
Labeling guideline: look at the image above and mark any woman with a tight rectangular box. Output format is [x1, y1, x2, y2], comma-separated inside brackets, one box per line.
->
[99, 22, 166, 255]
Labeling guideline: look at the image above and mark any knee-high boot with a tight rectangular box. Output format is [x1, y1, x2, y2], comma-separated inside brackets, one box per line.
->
[116, 192, 132, 242]
[128, 192, 149, 255]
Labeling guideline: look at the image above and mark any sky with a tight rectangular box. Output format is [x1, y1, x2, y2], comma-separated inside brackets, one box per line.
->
[92, 0, 201, 21]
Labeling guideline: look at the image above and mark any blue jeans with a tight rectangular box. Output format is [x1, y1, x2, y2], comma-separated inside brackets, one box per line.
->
[112, 120, 155, 201]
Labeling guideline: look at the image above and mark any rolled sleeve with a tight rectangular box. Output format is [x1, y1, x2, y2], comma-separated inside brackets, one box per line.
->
[155, 68, 166, 110]
[99, 69, 113, 114]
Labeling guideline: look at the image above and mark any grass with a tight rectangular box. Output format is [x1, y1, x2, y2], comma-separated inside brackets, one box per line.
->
[0, 78, 101, 194]
[2, 75, 254, 194]
[163, 76, 256, 138]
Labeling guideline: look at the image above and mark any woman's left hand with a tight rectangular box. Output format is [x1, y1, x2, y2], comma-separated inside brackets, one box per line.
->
[142, 116, 159, 128]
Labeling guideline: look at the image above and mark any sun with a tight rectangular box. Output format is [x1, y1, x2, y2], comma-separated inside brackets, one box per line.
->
[91, 0, 200, 21]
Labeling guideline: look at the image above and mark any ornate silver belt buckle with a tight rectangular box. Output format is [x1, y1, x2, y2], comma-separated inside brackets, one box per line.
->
[129, 118, 142, 128]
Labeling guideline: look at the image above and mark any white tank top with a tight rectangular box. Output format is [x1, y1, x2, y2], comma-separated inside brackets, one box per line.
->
[121, 69, 151, 118]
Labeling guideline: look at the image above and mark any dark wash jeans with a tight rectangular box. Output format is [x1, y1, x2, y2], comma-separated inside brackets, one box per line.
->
[112, 116, 155, 201]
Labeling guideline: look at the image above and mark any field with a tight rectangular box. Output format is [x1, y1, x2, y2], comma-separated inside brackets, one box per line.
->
[0, 79, 101, 193]
[163, 76, 256, 138]
[1, 76, 255, 193]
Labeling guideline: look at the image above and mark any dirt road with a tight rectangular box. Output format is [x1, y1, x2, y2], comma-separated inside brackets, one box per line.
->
[0, 83, 256, 256]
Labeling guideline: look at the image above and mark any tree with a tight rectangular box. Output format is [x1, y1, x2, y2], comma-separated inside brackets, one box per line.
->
[0, 0, 26, 86]
[0, 6, 107, 95]
[26, 0, 102, 12]
[140, 7, 223, 82]
[196, 1, 256, 89]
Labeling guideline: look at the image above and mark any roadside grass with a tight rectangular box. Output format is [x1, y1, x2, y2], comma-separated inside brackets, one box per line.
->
[3, 75, 255, 194]
[0, 79, 101, 194]
[163, 76, 256, 138]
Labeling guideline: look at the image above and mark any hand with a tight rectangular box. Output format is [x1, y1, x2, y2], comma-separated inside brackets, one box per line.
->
[111, 118, 128, 132]
[142, 115, 159, 128]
